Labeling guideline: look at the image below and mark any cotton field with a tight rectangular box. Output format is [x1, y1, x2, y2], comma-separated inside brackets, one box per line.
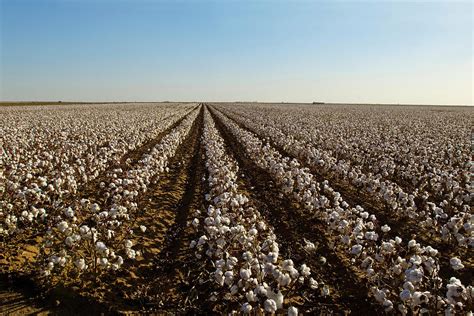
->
[0, 102, 472, 314]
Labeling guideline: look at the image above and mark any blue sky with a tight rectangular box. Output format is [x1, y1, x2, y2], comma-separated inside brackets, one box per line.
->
[0, 0, 472, 104]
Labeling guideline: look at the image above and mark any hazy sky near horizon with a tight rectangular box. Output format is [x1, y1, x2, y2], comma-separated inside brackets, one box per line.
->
[1, 0, 472, 105]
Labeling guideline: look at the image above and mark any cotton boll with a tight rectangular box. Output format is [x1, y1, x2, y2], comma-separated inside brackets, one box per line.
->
[224, 270, 234, 285]
[400, 289, 412, 301]
[381, 224, 391, 233]
[266, 289, 284, 308]
[309, 277, 319, 289]
[403, 281, 415, 292]
[65, 236, 74, 247]
[450, 257, 464, 270]
[74, 258, 86, 270]
[383, 299, 393, 312]
[241, 302, 252, 314]
[240, 268, 252, 280]
[264, 299, 277, 313]
[351, 244, 363, 255]
[124, 239, 133, 248]
[321, 285, 330, 297]
[304, 239, 317, 252]
[288, 306, 298, 316]
[300, 264, 311, 277]
[246, 290, 256, 302]
[98, 257, 108, 267]
[57, 221, 69, 233]
[139, 225, 147, 232]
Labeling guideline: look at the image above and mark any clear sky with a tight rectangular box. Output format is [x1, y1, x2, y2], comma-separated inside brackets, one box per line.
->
[0, 0, 472, 105]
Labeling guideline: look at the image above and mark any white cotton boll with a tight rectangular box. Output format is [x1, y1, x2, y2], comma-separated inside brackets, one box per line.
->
[75, 258, 86, 270]
[351, 244, 363, 255]
[282, 259, 294, 270]
[267, 288, 284, 308]
[321, 285, 330, 297]
[106, 229, 114, 240]
[264, 299, 277, 313]
[240, 268, 252, 280]
[65, 236, 74, 247]
[309, 277, 318, 289]
[266, 252, 278, 263]
[189, 240, 197, 248]
[364, 231, 379, 241]
[64, 207, 74, 218]
[373, 288, 386, 303]
[400, 289, 412, 301]
[300, 264, 311, 277]
[242, 251, 253, 261]
[124, 239, 133, 248]
[230, 284, 239, 295]
[405, 268, 423, 283]
[425, 246, 438, 256]
[191, 218, 199, 228]
[395, 236, 402, 244]
[47, 261, 54, 270]
[403, 281, 415, 292]
[197, 235, 208, 246]
[57, 221, 69, 233]
[288, 306, 298, 316]
[58, 257, 67, 266]
[319, 256, 327, 265]
[214, 269, 224, 286]
[383, 299, 393, 312]
[99, 257, 108, 267]
[79, 225, 90, 236]
[96, 241, 107, 252]
[139, 225, 147, 232]
[450, 257, 464, 270]
[246, 290, 256, 302]
[224, 270, 234, 285]
[91, 203, 100, 212]
[277, 273, 291, 287]
[126, 248, 136, 259]
[256, 285, 267, 296]
[381, 225, 391, 233]
[304, 239, 317, 253]
[288, 266, 299, 279]
[241, 302, 252, 314]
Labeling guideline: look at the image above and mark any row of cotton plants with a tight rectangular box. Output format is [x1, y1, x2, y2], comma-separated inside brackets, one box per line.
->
[0, 103, 195, 238]
[189, 108, 323, 314]
[220, 103, 470, 202]
[211, 107, 473, 314]
[216, 105, 473, 251]
[40, 107, 200, 281]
